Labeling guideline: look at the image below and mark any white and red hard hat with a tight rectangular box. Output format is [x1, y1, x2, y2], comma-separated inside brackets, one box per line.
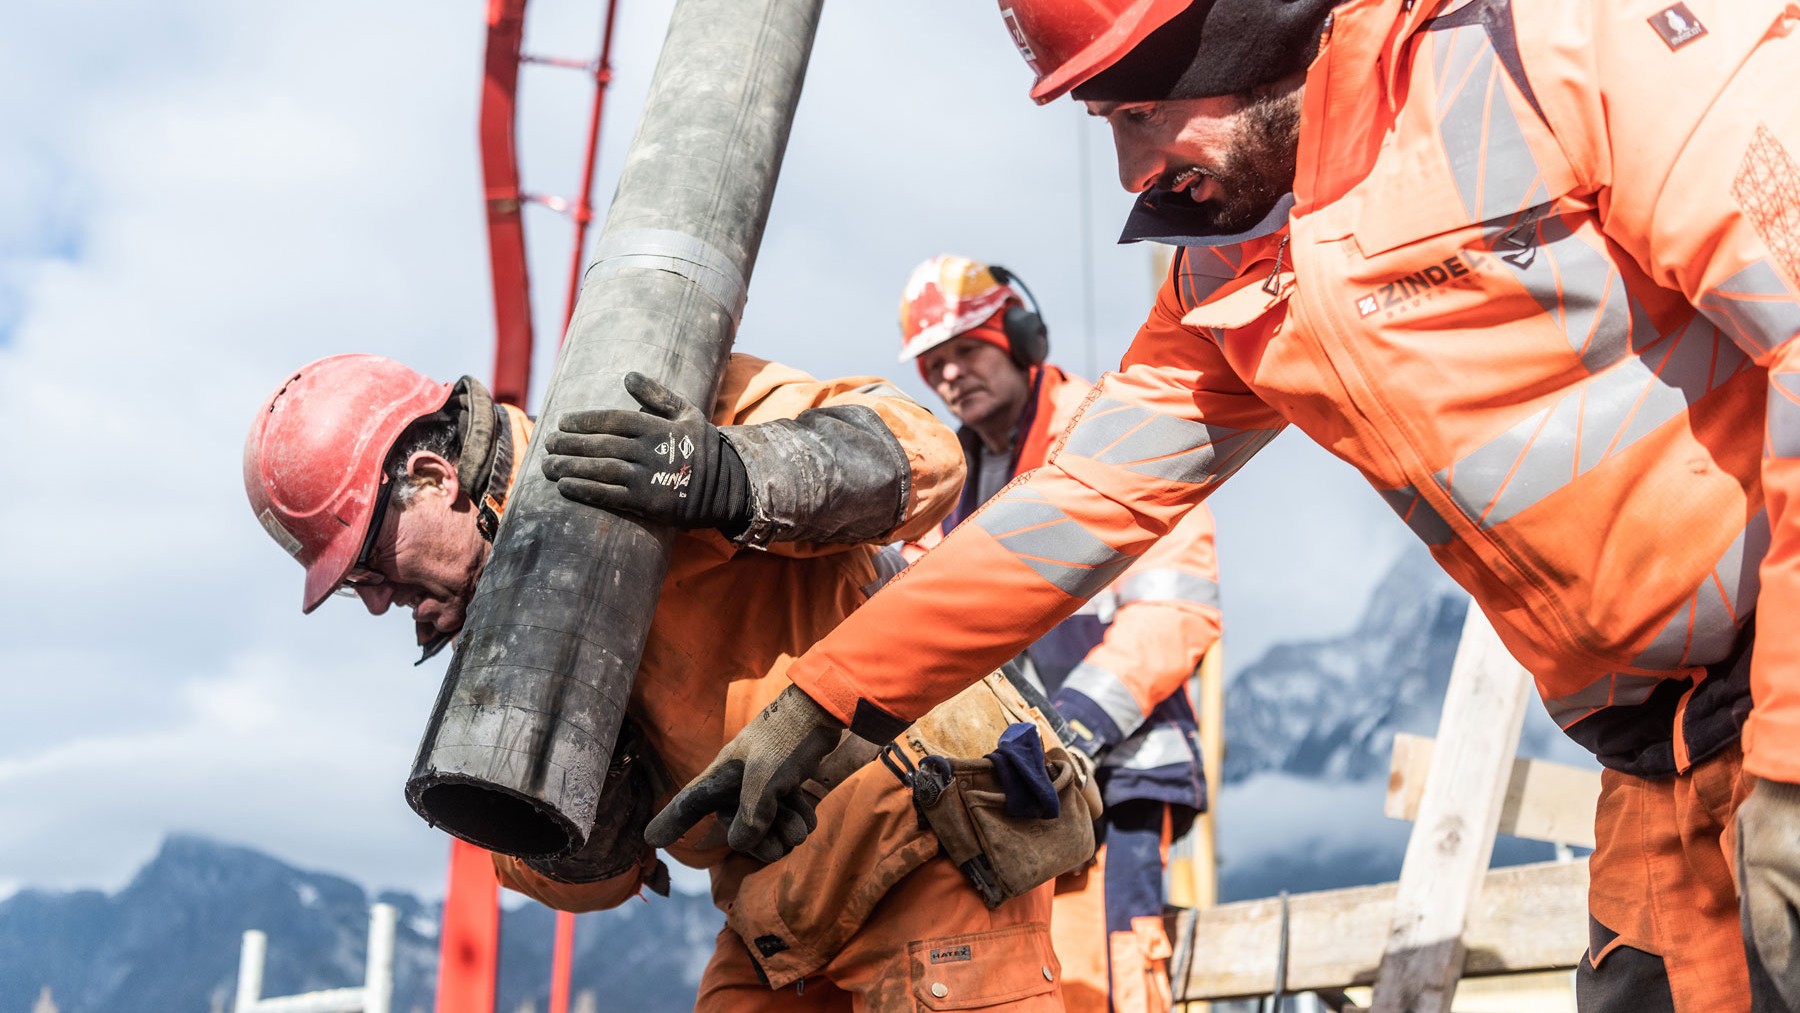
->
[897, 254, 1018, 363]
[243, 354, 453, 613]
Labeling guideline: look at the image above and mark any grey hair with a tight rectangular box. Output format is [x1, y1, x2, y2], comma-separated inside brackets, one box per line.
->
[384, 414, 461, 508]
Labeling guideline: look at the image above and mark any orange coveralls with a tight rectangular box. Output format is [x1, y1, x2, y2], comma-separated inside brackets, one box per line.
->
[492, 354, 1064, 1011]
[911, 363, 1221, 1013]
[782, 2, 1800, 1009]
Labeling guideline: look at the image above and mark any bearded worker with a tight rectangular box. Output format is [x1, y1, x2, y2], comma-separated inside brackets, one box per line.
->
[244, 351, 1081, 1011]
[647, 2, 1800, 1011]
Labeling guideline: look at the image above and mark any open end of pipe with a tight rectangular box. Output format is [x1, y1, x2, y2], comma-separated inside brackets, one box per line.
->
[413, 781, 574, 858]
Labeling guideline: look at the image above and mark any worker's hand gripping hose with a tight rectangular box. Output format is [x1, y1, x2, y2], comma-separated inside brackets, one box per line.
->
[1737, 777, 1800, 1005]
[544, 371, 750, 534]
[644, 685, 848, 862]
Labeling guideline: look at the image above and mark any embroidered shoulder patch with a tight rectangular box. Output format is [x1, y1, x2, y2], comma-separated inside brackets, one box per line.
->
[1648, 4, 1707, 50]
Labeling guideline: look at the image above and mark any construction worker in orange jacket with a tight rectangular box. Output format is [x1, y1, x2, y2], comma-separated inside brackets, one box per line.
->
[243, 352, 1074, 1011]
[648, 2, 1800, 1010]
[896, 254, 1221, 1013]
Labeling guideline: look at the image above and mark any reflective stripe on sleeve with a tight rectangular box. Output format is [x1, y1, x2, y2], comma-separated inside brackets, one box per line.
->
[1116, 569, 1221, 609]
[971, 486, 1133, 600]
[1103, 724, 1199, 773]
[1064, 661, 1147, 739]
[1062, 397, 1275, 486]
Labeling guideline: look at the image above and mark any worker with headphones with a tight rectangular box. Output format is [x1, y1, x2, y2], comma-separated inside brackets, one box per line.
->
[896, 255, 1225, 1013]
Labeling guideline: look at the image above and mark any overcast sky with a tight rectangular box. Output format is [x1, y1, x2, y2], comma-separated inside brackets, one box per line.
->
[0, 0, 1412, 903]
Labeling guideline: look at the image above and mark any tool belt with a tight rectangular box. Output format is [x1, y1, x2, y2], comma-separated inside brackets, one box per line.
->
[882, 672, 1103, 909]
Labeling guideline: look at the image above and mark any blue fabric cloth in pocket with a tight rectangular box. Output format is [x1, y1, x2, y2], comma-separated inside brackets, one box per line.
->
[986, 723, 1060, 819]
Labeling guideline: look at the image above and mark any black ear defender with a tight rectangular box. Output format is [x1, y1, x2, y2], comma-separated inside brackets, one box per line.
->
[987, 264, 1049, 369]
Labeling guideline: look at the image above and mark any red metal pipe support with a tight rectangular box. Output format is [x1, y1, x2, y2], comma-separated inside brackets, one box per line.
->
[480, 0, 534, 408]
[561, 0, 621, 334]
[435, 839, 501, 1013]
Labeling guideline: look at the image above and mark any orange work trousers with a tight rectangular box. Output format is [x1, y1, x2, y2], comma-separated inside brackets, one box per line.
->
[1581, 742, 1759, 1012]
[1051, 807, 1176, 1013]
[696, 856, 1062, 1012]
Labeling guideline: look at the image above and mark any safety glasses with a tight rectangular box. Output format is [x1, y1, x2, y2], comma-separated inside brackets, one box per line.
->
[333, 478, 393, 597]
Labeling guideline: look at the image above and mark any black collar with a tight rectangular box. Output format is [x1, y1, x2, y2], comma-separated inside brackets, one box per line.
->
[1119, 189, 1295, 247]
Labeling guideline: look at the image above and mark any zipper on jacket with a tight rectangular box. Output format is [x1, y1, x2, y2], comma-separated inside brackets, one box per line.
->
[1262, 235, 1290, 296]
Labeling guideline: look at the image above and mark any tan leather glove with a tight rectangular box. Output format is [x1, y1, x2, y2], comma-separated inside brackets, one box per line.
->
[643, 685, 847, 864]
[1737, 776, 1800, 1008]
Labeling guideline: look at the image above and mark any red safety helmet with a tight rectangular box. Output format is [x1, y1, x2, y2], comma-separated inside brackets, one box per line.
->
[999, 0, 1192, 104]
[244, 354, 453, 613]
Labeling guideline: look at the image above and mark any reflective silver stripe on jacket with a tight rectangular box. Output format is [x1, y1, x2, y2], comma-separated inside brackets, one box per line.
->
[1102, 723, 1197, 772]
[971, 486, 1133, 599]
[1062, 397, 1273, 487]
[1071, 588, 1118, 622]
[1117, 569, 1220, 609]
[1064, 660, 1147, 739]
[1544, 672, 1665, 730]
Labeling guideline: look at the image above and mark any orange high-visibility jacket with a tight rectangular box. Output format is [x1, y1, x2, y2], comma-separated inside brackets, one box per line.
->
[788, 0, 1800, 782]
[490, 353, 964, 912]
[919, 363, 1222, 807]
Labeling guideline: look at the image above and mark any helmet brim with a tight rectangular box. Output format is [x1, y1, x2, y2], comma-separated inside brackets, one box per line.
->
[1025, 0, 1192, 105]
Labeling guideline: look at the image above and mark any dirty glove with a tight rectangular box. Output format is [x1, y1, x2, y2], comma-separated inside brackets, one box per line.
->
[1737, 777, 1800, 1007]
[544, 372, 749, 534]
[643, 685, 846, 864]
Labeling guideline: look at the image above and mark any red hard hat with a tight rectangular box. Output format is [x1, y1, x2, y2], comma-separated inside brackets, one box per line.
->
[999, 0, 1193, 104]
[244, 354, 453, 614]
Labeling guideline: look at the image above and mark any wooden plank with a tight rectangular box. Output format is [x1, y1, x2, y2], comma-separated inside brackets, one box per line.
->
[1371, 608, 1535, 1013]
[1385, 733, 1601, 849]
[1169, 860, 1588, 1000]
[1171, 643, 1226, 1012]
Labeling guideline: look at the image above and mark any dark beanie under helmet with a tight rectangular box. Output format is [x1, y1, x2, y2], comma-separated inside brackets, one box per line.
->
[1072, 0, 1338, 102]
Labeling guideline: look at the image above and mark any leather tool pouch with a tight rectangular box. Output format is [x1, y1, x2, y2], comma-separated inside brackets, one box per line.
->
[881, 673, 1101, 909]
[525, 715, 672, 893]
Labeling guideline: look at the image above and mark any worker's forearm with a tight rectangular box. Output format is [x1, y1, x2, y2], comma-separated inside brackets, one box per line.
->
[722, 405, 911, 546]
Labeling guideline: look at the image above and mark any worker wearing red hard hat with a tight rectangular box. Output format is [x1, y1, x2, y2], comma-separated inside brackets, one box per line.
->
[898, 254, 1224, 1013]
[652, 1, 1800, 1010]
[245, 353, 1084, 1010]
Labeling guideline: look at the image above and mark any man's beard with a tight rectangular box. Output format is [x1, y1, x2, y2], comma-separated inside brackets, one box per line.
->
[1189, 82, 1302, 233]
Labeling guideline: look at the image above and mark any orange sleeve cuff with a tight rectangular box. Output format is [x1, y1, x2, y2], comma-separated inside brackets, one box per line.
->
[787, 656, 863, 728]
[489, 852, 651, 914]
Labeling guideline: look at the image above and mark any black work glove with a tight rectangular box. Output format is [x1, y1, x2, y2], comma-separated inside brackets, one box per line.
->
[643, 685, 846, 864]
[544, 372, 750, 534]
[1738, 777, 1800, 1007]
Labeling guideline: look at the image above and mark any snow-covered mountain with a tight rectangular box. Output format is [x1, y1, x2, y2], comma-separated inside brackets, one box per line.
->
[0, 835, 720, 1013]
[1215, 542, 1596, 900]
